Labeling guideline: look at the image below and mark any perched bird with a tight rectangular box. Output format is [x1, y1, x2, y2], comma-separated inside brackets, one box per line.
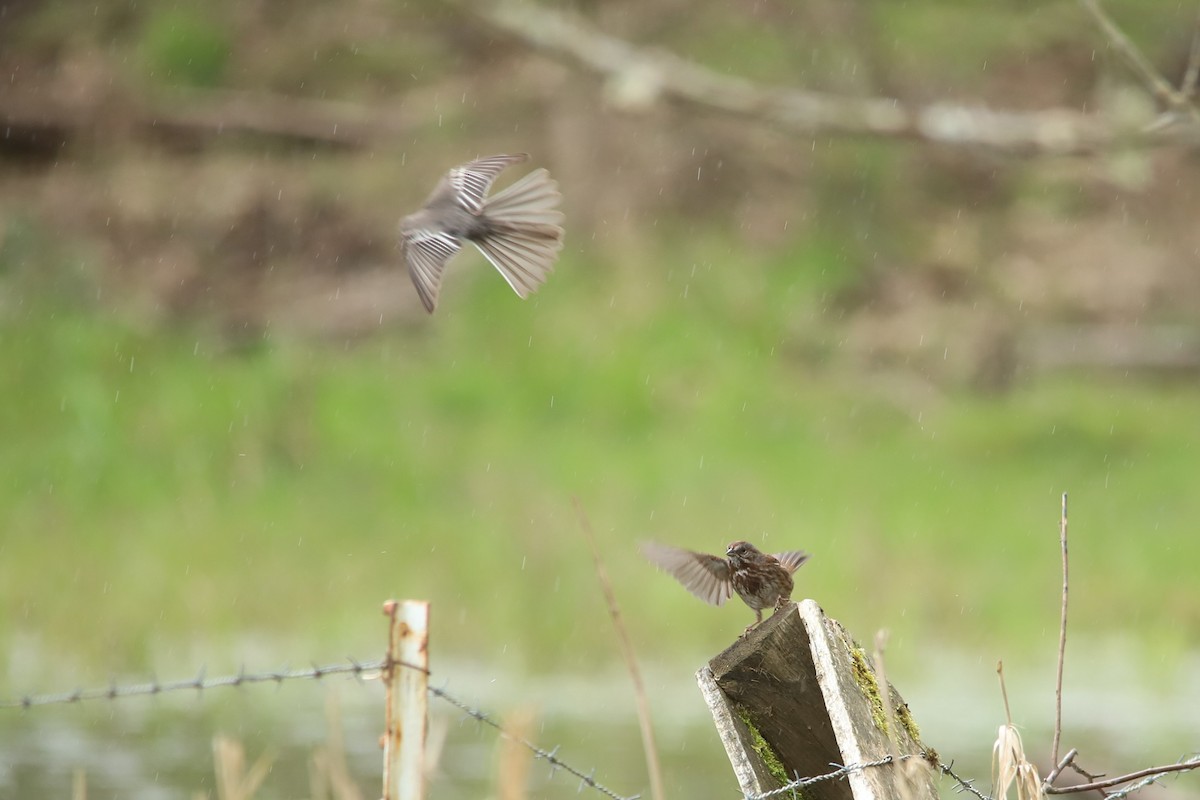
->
[641, 540, 809, 631]
[398, 153, 565, 313]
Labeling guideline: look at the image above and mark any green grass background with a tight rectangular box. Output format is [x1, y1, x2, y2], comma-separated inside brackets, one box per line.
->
[3, 230, 1198, 689]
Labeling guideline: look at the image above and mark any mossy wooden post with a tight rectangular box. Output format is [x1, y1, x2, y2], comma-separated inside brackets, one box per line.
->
[696, 599, 937, 800]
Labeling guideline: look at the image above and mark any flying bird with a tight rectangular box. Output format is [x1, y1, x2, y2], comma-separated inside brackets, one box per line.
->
[641, 540, 809, 631]
[398, 153, 565, 313]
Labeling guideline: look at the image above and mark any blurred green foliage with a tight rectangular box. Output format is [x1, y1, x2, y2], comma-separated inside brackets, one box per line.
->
[139, 8, 231, 88]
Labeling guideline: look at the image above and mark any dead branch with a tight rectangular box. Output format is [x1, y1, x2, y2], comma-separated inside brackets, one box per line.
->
[1039, 494, 1200, 798]
[1051, 492, 1068, 766]
[1044, 748, 1078, 786]
[1181, 10, 1200, 100]
[0, 86, 416, 152]
[1078, 0, 1200, 120]
[574, 499, 666, 800]
[466, 0, 1200, 156]
[141, 89, 415, 148]
[1044, 754, 1200, 795]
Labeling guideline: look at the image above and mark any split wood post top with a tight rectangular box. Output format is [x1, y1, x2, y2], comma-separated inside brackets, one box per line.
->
[696, 599, 938, 800]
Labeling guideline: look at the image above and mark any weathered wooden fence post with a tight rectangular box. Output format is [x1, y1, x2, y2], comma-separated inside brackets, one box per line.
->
[382, 599, 430, 800]
[696, 599, 938, 800]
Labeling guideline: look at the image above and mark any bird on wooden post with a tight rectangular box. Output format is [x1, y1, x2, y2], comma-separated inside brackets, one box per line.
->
[641, 541, 809, 633]
[398, 153, 565, 313]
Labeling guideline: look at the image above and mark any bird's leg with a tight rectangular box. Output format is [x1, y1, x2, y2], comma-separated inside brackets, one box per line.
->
[740, 608, 765, 637]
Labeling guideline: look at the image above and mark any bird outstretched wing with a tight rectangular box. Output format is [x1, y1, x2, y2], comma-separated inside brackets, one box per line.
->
[772, 550, 810, 574]
[401, 226, 462, 313]
[641, 542, 733, 606]
[448, 154, 530, 214]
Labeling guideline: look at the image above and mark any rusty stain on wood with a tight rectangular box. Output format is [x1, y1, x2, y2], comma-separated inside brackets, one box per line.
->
[382, 599, 430, 800]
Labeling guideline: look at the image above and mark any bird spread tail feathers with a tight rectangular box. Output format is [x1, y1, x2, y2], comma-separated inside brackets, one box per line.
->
[473, 168, 565, 298]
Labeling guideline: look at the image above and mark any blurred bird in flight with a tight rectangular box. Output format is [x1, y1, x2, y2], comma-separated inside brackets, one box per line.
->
[399, 153, 564, 313]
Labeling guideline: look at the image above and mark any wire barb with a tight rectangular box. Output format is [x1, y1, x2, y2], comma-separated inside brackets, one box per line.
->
[940, 760, 995, 800]
[426, 684, 637, 800]
[744, 754, 980, 800]
[0, 660, 389, 709]
[2, 658, 637, 800]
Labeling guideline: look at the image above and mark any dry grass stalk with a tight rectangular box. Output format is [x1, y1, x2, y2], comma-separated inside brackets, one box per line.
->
[574, 497, 666, 800]
[212, 734, 275, 800]
[308, 691, 364, 800]
[993, 663, 1042, 800]
[71, 768, 86, 800]
[496, 707, 538, 800]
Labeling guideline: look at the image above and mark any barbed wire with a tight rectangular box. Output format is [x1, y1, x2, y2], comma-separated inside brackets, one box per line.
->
[0, 658, 388, 708]
[1052, 753, 1200, 799]
[0, 658, 1009, 800]
[940, 760, 995, 800]
[1104, 753, 1200, 796]
[746, 753, 993, 800]
[0, 658, 638, 800]
[1105, 771, 1166, 800]
[427, 681, 638, 800]
[747, 754, 900, 800]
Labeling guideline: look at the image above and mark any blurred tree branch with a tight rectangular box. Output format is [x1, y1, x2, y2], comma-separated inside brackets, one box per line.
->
[4, 2, 1198, 159]
[1078, 0, 1200, 121]
[0, 86, 418, 152]
[467, 0, 1200, 156]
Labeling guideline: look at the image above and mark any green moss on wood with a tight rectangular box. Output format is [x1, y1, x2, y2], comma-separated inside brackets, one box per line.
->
[735, 706, 794, 790]
[849, 644, 890, 736]
[895, 699, 922, 744]
[846, 633, 925, 746]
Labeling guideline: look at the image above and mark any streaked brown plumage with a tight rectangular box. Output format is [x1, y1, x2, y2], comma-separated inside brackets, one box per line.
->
[641, 540, 809, 630]
[398, 153, 565, 313]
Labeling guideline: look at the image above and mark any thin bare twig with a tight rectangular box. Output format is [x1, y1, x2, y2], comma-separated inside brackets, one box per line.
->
[1079, 0, 1181, 106]
[1067, 759, 1105, 782]
[1183, 11, 1200, 100]
[1103, 760, 1191, 800]
[1052, 492, 1069, 766]
[1044, 756, 1200, 794]
[573, 498, 665, 800]
[996, 662, 1013, 728]
[1078, 0, 1200, 122]
[1038, 492, 1200, 798]
[1044, 748, 1078, 786]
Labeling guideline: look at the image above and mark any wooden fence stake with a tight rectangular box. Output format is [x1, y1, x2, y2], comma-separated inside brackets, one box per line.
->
[382, 599, 430, 800]
[696, 599, 937, 800]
